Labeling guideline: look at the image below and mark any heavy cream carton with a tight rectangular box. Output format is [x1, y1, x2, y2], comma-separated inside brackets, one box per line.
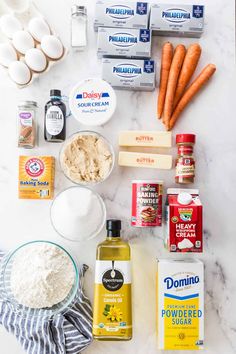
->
[156, 259, 204, 350]
[97, 27, 151, 58]
[102, 58, 155, 91]
[165, 189, 203, 253]
[150, 4, 204, 37]
[94, 1, 149, 31]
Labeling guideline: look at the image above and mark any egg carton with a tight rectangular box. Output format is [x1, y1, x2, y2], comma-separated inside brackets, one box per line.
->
[0, 0, 67, 88]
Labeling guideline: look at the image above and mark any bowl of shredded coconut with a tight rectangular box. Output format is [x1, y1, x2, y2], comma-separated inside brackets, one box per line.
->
[0, 241, 79, 319]
[59, 131, 115, 185]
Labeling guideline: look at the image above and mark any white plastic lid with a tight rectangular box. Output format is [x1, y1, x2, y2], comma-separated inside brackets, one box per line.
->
[177, 192, 192, 205]
[69, 78, 117, 126]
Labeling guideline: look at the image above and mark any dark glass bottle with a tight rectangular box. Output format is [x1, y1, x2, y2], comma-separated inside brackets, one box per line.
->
[44, 89, 66, 142]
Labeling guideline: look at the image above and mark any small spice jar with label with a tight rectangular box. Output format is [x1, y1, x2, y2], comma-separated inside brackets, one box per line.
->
[175, 134, 196, 184]
[17, 101, 37, 149]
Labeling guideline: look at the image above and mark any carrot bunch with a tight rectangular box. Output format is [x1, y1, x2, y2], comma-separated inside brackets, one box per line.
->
[157, 42, 216, 130]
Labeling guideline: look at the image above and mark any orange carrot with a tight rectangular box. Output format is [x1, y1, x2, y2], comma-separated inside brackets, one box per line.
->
[168, 64, 216, 131]
[163, 44, 186, 127]
[157, 42, 173, 119]
[173, 43, 202, 108]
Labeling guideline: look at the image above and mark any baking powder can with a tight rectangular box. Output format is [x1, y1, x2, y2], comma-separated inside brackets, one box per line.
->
[131, 180, 163, 227]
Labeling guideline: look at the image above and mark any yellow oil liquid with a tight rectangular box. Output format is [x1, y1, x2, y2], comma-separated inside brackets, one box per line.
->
[93, 235, 132, 341]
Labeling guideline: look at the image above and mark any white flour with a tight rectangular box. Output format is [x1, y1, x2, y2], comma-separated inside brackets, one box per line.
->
[10, 243, 75, 309]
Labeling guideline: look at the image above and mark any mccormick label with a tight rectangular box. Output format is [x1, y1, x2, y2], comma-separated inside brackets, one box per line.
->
[150, 4, 204, 38]
[102, 58, 155, 91]
[94, 0, 149, 31]
[93, 260, 132, 337]
[18, 156, 55, 200]
[156, 259, 204, 350]
[97, 28, 151, 59]
[165, 189, 203, 252]
[132, 180, 163, 227]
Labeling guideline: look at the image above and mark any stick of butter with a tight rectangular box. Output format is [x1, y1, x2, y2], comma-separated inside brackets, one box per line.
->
[119, 131, 172, 147]
[119, 151, 172, 169]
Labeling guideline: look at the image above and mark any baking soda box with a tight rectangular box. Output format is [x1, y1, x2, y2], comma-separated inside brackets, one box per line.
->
[165, 189, 203, 252]
[156, 259, 204, 350]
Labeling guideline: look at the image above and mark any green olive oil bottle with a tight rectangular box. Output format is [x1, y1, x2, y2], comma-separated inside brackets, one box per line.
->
[93, 219, 132, 341]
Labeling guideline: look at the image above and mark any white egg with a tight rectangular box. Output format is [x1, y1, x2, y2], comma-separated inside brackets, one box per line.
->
[25, 48, 47, 72]
[0, 43, 17, 67]
[8, 61, 31, 85]
[28, 17, 50, 42]
[12, 30, 35, 55]
[41, 35, 64, 60]
[0, 14, 22, 38]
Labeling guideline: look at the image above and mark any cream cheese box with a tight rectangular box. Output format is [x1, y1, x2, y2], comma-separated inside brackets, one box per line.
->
[150, 4, 204, 37]
[102, 58, 155, 91]
[94, 0, 149, 31]
[97, 27, 151, 58]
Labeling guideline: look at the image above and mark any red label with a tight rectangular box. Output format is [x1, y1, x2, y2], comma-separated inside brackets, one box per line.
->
[175, 157, 195, 179]
[25, 158, 44, 177]
[167, 194, 202, 252]
[131, 182, 162, 227]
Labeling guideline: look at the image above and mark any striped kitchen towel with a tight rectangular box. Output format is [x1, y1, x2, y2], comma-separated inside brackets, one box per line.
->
[0, 251, 93, 354]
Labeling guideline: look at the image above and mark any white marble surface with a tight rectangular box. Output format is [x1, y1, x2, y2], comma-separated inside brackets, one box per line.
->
[0, 0, 235, 353]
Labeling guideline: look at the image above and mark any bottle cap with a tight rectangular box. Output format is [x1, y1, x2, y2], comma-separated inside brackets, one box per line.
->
[71, 5, 87, 15]
[106, 219, 121, 231]
[177, 193, 192, 205]
[176, 134, 196, 144]
[50, 89, 61, 97]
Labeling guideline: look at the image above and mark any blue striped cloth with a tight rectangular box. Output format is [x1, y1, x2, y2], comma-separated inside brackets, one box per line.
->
[0, 251, 93, 354]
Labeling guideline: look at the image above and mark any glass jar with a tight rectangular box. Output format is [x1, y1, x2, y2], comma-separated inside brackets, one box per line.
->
[71, 5, 87, 50]
[175, 134, 196, 184]
[17, 101, 37, 148]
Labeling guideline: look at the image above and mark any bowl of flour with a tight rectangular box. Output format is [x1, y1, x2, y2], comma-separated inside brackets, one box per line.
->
[1, 241, 79, 319]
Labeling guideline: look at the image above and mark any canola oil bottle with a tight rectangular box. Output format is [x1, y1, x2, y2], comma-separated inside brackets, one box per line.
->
[93, 219, 132, 340]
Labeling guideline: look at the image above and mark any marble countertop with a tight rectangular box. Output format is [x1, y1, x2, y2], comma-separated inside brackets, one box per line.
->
[0, 0, 235, 353]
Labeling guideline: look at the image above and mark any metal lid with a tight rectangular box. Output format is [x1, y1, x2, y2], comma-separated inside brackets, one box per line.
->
[18, 101, 38, 107]
[71, 5, 87, 15]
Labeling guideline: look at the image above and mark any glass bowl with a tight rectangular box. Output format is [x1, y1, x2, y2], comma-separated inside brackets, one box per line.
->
[59, 130, 115, 186]
[0, 240, 79, 320]
[50, 186, 107, 242]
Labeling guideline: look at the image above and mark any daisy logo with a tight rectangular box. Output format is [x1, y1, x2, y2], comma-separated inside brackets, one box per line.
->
[25, 158, 44, 177]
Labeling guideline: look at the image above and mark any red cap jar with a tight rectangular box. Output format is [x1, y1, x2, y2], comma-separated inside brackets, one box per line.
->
[175, 134, 196, 184]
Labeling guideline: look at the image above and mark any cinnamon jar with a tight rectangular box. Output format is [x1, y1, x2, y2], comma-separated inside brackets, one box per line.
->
[175, 134, 196, 184]
[17, 101, 37, 148]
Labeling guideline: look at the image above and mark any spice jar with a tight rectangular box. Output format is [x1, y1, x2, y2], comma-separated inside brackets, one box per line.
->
[17, 101, 37, 148]
[175, 134, 196, 184]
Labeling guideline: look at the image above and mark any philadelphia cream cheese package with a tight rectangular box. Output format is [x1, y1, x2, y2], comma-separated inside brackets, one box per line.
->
[102, 58, 155, 91]
[94, 0, 149, 31]
[156, 259, 204, 350]
[97, 28, 151, 58]
[150, 4, 204, 37]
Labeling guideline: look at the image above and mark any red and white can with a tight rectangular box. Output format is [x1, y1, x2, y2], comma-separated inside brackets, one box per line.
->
[131, 180, 163, 227]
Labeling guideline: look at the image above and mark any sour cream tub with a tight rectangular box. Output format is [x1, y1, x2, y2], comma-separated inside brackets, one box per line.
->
[69, 78, 117, 126]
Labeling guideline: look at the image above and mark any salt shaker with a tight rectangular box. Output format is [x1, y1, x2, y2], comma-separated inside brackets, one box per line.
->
[71, 5, 87, 50]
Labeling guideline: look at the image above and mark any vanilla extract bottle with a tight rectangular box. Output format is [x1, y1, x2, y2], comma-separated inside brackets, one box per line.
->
[44, 90, 66, 142]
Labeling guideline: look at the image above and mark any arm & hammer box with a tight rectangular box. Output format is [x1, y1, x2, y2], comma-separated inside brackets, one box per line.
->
[156, 259, 204, 350]
[97, 27, 151, 58]
[102, 58, 155, 91]
[150, 4, 204, 37]
[94, 0, 149, 31]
